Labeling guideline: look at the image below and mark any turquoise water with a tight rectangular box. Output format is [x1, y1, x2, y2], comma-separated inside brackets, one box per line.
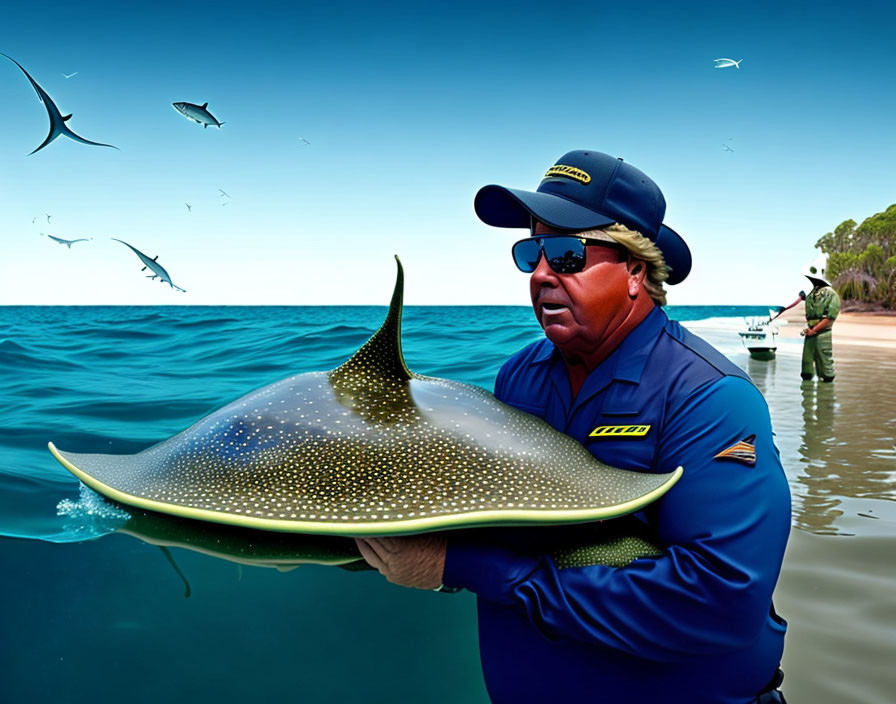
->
[3, 305, 894, 702]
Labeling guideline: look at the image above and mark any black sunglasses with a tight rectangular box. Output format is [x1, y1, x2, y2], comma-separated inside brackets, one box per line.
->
[512, 235, 626, 274]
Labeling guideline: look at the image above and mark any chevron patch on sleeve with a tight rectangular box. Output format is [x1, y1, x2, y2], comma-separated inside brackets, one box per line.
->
[713, 434, 757, 466]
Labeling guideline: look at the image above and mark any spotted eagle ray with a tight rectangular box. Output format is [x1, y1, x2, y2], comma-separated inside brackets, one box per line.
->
[111, 238, 186, 292]
[172, 101, 224, 129]
[0, 53, 118, 154]
[48, 259, 682, 542]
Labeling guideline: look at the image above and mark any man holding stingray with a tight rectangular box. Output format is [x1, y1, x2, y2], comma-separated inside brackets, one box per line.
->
[356, 150, 791, 704]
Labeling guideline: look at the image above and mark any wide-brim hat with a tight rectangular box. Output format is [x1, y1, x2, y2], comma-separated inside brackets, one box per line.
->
[803, 257, 829, 287]
[474, 150, 692, 285]
[804, 274, 830, 287]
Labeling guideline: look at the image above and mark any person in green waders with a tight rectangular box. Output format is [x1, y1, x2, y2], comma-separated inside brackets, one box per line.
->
[801, 268, 840, 382]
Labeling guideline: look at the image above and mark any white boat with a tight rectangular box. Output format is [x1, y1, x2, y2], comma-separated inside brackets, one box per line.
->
[739, 310, 780, 360]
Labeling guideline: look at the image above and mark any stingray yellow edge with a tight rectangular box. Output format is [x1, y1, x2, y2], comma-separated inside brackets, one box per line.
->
[48, 442, 683, 536]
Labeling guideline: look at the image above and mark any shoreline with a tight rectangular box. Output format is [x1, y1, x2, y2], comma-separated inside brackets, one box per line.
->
[776, 302, 896, 349]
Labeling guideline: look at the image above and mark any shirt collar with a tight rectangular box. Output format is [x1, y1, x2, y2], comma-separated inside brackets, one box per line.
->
[613, 306, 666, 383]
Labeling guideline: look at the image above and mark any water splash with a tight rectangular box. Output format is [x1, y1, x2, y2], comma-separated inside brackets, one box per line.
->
[56, 483, 130, 538]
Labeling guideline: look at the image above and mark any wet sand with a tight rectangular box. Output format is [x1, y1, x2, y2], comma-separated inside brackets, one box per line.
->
[686, 321, 896, 702]
[776, 302, 896, 348]
[775, 526, 896, 702]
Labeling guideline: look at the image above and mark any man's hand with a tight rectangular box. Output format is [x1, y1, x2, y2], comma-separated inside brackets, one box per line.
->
[803, 327, 816, 337]
[354, 534, 447, 590]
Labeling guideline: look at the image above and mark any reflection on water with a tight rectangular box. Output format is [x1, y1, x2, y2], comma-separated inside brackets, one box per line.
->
[732, 337, 896, 535]
[797, 381, 842, 533]
[746, 356, 777, 393]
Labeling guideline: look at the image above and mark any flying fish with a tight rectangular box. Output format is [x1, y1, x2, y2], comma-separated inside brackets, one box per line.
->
[172, 101, 224, 129]
[43, 233, 91, 248]
[713, 58, 743, 69]
[112, 238, 186, 292]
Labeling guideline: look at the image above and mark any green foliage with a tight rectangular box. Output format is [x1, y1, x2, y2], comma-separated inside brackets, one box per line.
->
[816, 205, 896, 309]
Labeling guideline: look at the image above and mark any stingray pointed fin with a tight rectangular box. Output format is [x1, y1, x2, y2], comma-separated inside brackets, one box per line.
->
[61, 126, 119, 150]
[329, 256, 411, 384]
[0, 52, 47, 103]
[29, 127, 61, 155]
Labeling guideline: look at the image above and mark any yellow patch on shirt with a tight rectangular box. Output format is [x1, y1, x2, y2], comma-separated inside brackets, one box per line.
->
[589, 424, 651, 438]
[714, 435, 757, 466]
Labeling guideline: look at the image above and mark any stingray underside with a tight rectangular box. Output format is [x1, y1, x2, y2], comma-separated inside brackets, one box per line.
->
[112, 501, 663, 571]
[116, 504, 362, 570]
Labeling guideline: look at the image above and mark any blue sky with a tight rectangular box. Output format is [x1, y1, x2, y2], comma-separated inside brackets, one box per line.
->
[2, 0, 895, 305]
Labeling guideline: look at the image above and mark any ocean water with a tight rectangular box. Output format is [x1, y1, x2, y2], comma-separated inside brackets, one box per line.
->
[2, 305, 894, 702]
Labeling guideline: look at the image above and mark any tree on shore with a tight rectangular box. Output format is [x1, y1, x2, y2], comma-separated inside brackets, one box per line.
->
[815, 204, 896, 310]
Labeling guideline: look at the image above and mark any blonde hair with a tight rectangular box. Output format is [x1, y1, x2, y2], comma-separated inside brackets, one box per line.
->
[581, 223, 670, 306]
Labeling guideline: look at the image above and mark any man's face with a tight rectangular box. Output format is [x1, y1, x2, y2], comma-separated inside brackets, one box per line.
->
[529, 223, 636, 353]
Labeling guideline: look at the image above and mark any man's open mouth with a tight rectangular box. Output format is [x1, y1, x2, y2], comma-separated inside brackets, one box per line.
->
[541, 302, 568, 312]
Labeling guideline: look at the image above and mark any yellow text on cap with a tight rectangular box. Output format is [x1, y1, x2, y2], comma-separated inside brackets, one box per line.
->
[544, 165, 592, 184]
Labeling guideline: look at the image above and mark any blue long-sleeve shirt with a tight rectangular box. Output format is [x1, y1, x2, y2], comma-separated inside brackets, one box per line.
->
[442, 307, 791, 703]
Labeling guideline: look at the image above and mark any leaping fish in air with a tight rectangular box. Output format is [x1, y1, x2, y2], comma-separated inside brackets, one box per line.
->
[722, 143, 734, 152]
[218, 188, 231, 198]
[0, 53, 118, 154]
[112, 239, 186, 292]
[713, 58, 742, 69]
[62, 72, 78, 79]
[172, 101, 225, 129]
[299, 137, 311, 145]
[185, 203, 192, 212]
[43, 233, 91, 248]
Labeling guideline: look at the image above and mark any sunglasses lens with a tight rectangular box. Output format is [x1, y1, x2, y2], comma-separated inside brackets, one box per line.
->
[542, 237, 586, 274]
[512, 239, 543, 272]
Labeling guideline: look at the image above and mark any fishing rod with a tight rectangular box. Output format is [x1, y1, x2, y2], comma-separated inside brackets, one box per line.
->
[769, 290, 807, 323]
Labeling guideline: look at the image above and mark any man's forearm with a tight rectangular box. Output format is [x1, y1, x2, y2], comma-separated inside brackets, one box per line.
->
[809, 317, 833, 334]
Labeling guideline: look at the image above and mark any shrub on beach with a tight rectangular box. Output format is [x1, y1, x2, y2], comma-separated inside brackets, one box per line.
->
[816, 204, 896, 310]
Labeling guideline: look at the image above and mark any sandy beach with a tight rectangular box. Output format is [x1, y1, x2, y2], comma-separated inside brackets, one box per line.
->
[776, 301, 896, 349]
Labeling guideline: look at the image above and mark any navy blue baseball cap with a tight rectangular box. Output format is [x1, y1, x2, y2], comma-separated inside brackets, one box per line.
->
[474, 150, 692, 285]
